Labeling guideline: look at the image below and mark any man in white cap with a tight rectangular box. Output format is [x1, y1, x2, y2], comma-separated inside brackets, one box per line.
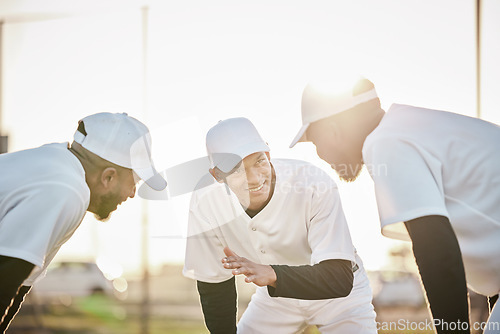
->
[290, 77, 500, 334]
[0, 112, 166, 332]
[183, 117, 377, 333]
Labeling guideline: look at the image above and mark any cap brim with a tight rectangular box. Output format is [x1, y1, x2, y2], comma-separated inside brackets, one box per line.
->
[135, 166, 167, 191]
[214, 153, 244, 174]
[289, 123, 309, 148]
[213, 141, 270, 174]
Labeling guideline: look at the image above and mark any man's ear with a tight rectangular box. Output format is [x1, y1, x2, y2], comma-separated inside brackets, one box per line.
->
[209, 168, 224, 183]
[100, 167, 118, 188]
[265, 151, 271, 161]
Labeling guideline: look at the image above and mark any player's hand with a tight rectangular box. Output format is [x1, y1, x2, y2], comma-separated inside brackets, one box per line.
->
[222, 247, 277, 288]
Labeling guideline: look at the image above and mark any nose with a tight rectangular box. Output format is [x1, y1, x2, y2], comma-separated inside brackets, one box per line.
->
[245, 167, 260, 185]
[129, 184, 136, 199]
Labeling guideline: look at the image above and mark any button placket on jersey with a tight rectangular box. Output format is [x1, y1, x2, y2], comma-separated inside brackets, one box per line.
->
[248, 222, 267, 261]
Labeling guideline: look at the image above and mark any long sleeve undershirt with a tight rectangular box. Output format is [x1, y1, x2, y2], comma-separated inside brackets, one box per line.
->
[197, 277, 237, 334]
[268, 259, 353, 299]
[405, 215, 470, 334]
[0, 256, 34, 330]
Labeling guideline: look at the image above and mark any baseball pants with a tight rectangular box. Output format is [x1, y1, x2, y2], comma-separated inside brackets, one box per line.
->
[237, 268, 377, 334]
[485, 295, 500, 334]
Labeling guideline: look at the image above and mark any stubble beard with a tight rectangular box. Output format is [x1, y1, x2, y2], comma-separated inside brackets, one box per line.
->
[333, 162, 364, 183]
[93, 192, 120, 222]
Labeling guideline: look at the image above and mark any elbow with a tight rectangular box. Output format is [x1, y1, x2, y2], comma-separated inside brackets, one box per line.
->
[339, 273, 354, 298]
[329, 270, 354, 298]
[322, 259, 355, 298]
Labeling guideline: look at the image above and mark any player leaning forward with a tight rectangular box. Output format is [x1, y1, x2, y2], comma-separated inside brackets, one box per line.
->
[0, 113, 166, 332]
[290, 77, 500, 334]
[183, 117, 376, 333]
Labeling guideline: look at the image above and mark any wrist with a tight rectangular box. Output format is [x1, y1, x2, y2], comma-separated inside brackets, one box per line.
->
[268, 265, 277, 288]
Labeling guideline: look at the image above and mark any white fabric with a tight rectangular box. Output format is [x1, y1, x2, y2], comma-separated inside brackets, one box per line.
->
[206, 117, 270, 173]
[238, 268, 376, 334]
[363, 103, 500, 297]
[0, 143, 89, 285]
[290, 81, 378, 148]
[484, 300, 500, 334]
[302, 88, 378, 124]
[183, 159, 375, 331]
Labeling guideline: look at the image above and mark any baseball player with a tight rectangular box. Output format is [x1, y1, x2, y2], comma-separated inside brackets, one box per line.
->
[0, 112, 166, 332]
[290, 77, 500, 334]
[183, 117, 377, 334]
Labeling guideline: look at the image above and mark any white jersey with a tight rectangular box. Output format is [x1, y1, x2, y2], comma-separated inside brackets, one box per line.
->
[363, 104, 500, 296]
[183, 158, 359, 282]
[183, 159, 376, 333]
[0, 143, 89, 285]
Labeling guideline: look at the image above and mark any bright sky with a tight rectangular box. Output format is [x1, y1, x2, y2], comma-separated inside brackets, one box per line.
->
[2, 0, 499, 276]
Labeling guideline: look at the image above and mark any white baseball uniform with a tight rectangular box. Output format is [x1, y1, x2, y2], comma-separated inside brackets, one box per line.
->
[363, 103, 500, 297]
[183, 159, 376, 333]
[0, 143, 89, 285]
[363, 104, 500, 333]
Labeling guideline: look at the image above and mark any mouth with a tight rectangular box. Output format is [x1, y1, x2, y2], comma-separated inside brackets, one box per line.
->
[248, 182, 265, 192]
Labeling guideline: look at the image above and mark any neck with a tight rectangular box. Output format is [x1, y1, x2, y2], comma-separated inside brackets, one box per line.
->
[68, 144, 87, 171]
[67, 142, 99, 188]
[358, 106, 385, 143]
[370, 107, 385, 131]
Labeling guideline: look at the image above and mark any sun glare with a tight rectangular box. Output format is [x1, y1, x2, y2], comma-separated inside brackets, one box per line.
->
[307, 72, 364, 96]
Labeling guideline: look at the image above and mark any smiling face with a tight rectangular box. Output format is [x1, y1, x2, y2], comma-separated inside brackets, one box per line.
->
[89, 167, 139, 221]
[213, 152, 274, 212]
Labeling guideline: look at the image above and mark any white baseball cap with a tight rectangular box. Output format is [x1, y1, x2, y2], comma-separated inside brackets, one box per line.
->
[289, 77, 378, 148]
[73, 112, 167, 191]
[206, 117, 270, 173]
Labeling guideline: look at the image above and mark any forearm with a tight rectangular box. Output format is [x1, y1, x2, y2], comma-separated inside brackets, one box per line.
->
[197, 277, 237, 334]
[405, 216, 470, 334]
[0, 256, 34, 325]
[267, 259, 354, 300]
[0, 286, 31, 333]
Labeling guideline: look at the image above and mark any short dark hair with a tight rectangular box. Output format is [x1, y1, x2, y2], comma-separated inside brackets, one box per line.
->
[77, 120, 88, 136]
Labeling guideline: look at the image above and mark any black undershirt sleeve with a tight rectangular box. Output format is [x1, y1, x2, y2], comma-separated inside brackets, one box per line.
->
[267, 259, 354, 300]
[489, 295, 499, 312]
[405, 215, 470, 334]
[0, 256, 35, 328]
[0, 286, 31, 333]
[196, 277, 237, 334]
